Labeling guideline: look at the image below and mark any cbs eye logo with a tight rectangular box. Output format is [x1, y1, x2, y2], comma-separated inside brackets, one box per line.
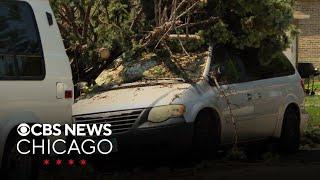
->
[17, 123, 30, 137]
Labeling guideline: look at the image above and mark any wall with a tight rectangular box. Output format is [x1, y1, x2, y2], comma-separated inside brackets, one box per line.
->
[296, 0, 320, 68]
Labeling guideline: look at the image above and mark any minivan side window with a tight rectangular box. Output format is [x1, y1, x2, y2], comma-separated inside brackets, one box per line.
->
[0, 2, 45, 80]
[241, 49, 295, 81]
[210, 48, 247, 85]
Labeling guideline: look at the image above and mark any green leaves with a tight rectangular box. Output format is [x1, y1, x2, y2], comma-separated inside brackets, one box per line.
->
[203, 0, 296, 52]
[200, 19, 233, 45]
[107, 1, 129, 24]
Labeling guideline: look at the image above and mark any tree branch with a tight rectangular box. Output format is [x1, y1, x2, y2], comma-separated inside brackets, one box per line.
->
[81, 1, 95, 44]
[177, 16, 220, 29]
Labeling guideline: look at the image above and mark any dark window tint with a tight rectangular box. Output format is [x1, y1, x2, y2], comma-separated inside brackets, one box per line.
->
[210, 48, 247, 85]
[0, 2, 44, 80]
[241, 49, 295, 81]
[266, 53, 295, 77]
[0, 55, 17, 78]
[17, 55, 43, 77]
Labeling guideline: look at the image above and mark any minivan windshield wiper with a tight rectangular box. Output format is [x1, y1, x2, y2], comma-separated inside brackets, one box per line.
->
[95, 78, 185, 93]
[142, 77, 186, 83]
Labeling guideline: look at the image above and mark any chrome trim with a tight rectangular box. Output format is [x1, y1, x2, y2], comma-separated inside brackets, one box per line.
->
[74, 109, 145, 135]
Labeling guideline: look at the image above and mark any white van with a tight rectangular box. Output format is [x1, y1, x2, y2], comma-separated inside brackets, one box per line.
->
[73, 46, 308, 155]
[0, 0, 73, 179]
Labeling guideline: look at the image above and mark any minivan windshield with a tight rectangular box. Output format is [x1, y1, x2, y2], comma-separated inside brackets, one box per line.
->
[95, 51, 208, 88]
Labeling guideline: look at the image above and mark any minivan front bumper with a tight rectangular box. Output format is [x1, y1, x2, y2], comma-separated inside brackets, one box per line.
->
[114, 117, 194, 153]
[75, 117, 194, 156]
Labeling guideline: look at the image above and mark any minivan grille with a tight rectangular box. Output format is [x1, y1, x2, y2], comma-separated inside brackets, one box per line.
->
[74, 109, 145, 135]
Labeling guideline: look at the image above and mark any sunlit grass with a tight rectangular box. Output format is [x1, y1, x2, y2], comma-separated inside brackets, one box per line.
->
[305, 95, 320, 127]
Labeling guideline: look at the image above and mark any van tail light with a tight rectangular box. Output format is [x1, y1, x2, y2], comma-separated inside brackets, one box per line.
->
[65, 90, 73, 99]
[300, 79, 305, 90]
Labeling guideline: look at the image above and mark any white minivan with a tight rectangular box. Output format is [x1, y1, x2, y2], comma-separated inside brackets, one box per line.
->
[73, 46, 308, 156]
[0, 0, 73, 179]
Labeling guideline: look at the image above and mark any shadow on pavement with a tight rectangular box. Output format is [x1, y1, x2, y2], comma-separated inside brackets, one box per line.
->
[38, 148, 320, 180]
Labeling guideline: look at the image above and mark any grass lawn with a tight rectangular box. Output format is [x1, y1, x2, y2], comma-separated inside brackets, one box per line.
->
[304, 80, 320, 127]
[311, 81, 320, 92]
[304, 79, 320, 92]
[303, 95, 320, 146]
[315, 82, 320, 91]
[305, 95, 320, 127]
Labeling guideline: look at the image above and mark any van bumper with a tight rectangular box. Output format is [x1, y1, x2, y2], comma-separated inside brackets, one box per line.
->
[76, 118, 194, 156]
[114, 118, 194, 153]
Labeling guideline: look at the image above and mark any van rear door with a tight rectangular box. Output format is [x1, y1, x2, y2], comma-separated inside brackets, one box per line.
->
[0, 0, 73, 127]
[29, 0, 74, 124]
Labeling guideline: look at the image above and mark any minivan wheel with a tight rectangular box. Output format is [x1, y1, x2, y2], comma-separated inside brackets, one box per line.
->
[280, 107, 300, 153]
[2, 135, 38, 180]
[193, 111, 220, 158]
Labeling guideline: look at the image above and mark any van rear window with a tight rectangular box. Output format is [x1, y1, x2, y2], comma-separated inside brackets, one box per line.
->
[0, 2, 45, 80]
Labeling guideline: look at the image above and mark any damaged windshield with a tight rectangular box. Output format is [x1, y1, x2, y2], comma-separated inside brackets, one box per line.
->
[95, 51, 209, 87]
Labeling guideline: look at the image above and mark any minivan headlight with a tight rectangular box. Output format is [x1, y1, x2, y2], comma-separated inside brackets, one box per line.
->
[148, 105, 185, 123]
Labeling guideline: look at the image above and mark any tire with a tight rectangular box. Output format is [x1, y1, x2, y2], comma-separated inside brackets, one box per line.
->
[193, 111, 220, 158]
[2, 134, 38, 180]
[280, 107, 300, 153]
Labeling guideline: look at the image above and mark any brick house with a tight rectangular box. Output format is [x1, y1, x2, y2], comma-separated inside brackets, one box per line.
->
[295, 0, 320, 68]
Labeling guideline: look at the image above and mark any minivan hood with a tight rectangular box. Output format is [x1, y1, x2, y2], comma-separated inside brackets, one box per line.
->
[73, 83, 191, 116]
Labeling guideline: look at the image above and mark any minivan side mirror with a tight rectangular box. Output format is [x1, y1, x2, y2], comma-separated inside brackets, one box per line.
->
[208, 65, 225, 86]
[207, 75, 216, 86]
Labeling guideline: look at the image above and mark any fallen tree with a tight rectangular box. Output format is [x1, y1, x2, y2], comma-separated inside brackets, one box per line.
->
[50, 0, 297, 151]
[50, 0, 297, 84]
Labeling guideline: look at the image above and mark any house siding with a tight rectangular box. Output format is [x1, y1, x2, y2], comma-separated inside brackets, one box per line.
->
[296, 0, 320, 68]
